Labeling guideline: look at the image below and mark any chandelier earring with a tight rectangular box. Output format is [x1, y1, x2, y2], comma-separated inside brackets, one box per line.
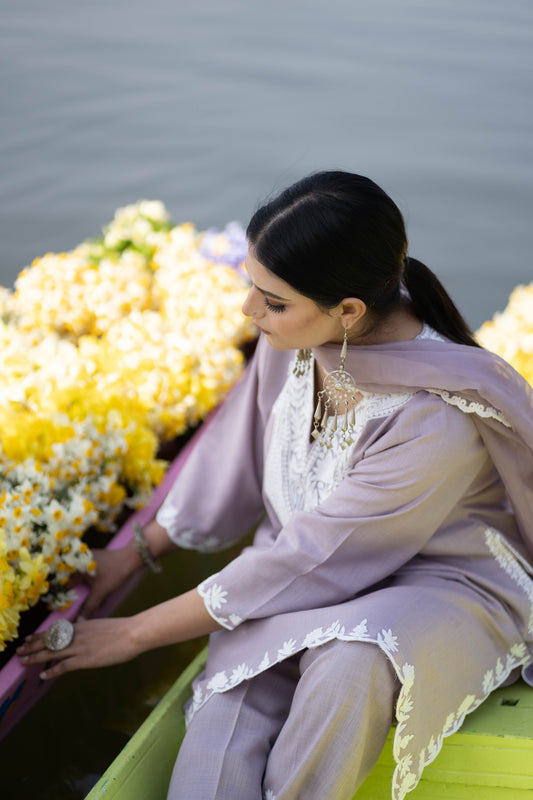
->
[293, 348, 313, 377]
[311, 326, 364, 449]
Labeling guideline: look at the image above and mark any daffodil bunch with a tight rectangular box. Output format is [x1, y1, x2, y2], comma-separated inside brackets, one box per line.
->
[0, 204, 255, 644]
[476, 283, 533, 385]
[0, 537, 49, 651]
[153, 224, 255, 350]
[11, 249, 153, 339]
[0, 412, 161, 630]
[80, 199, 173, 263]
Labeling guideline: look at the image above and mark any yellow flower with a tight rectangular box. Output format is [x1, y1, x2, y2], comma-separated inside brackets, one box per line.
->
[476, 283, 533, 387]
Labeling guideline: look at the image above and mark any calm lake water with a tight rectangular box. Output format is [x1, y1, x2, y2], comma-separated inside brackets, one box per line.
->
[1, 0, 533, 330]
[1, 1, 533, 796]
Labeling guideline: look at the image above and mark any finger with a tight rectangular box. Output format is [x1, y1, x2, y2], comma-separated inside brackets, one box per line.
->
[39, 654, 81, 680]
[18, 642, 74, 665]
[17, 632, 49, 656]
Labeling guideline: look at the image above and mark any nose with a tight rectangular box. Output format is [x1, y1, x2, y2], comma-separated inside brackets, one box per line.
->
[242, 285, 264, 318]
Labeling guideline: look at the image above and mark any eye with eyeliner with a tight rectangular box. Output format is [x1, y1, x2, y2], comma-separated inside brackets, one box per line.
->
[264, 297, 286, 313]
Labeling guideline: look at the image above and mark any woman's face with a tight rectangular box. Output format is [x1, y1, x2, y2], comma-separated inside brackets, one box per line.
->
[242, 249, 344, 351]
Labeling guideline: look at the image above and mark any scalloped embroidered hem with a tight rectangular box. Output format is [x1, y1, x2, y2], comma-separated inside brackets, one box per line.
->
[428, 389, 511, 428]
[184, 622, 531, 800]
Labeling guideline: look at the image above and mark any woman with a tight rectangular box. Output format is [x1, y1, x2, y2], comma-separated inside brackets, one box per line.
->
[19, 171, 533, 800]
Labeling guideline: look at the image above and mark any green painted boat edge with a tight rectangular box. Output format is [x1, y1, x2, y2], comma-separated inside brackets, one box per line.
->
[85, 646, 208, 799]
[84, 648, 533, 799]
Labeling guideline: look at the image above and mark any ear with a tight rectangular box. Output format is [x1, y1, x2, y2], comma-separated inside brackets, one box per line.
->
[338, 298, 367, 329]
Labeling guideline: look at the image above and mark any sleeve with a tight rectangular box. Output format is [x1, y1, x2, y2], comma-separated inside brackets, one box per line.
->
[156, 342, 267, 552]
[197, 393, 489, 629]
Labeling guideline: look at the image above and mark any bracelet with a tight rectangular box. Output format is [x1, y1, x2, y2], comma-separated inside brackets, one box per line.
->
[132, 521, 163, 574]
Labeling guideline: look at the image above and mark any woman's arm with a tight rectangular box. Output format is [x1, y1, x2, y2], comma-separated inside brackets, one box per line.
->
[81, 519, 180, 617]
[18, 587, 221, 680]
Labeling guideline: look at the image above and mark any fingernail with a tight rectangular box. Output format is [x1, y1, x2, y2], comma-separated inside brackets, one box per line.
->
[21, 656, 28, 664]
[40, 671, 47, 680]
[78, 615, 86, 621]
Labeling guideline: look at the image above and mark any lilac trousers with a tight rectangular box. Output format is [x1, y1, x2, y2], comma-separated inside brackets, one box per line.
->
[167, 639, 399, 800]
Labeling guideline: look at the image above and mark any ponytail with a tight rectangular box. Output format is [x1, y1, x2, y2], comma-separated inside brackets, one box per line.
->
[403, 257, 481, 348]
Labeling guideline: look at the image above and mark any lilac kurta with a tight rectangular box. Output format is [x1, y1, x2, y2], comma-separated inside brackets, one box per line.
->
[157, 330, 533, 799]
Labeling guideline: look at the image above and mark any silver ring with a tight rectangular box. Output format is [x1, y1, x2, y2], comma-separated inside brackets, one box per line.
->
[44, 619, 75, 651]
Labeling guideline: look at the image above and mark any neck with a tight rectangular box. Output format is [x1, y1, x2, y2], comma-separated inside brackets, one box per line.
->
[347, 306, 423, 347]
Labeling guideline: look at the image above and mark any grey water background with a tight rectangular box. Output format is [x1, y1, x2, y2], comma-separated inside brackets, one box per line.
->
[2, 0, 533, 330]
[1, 1, 533, 797]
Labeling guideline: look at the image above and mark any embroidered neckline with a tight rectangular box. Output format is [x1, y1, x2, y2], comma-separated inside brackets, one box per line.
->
[264, 349, 414, 526]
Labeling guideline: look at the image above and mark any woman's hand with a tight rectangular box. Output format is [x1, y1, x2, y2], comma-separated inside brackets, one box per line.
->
[17, 617, 143, 680]
[80, 545, 143, 619]
[17, 588, 222, 680]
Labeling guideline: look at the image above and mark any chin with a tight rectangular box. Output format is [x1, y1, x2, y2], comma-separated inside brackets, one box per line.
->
[263, 335, 293, 351]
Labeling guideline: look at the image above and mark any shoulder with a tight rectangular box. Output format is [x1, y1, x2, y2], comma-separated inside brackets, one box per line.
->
[374, 389, 483, 452]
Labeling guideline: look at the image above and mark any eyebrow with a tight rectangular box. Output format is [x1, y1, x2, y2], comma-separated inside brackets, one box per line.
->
[255, 285, 290, 302]
[243, 260, 290, 301]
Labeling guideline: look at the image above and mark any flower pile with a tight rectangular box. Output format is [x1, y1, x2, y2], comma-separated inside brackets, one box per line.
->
[0, 202, 254, 650]
[475, 282, 533, 385]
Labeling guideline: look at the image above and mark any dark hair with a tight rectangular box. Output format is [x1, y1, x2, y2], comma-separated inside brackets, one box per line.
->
[247, 171, 480, 347]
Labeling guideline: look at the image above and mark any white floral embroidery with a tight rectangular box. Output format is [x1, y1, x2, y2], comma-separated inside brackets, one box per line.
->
[302, 627, 327, 648]
[263, 790, 276, 800]
[230, 663, 254, 683]
[349, 619, 370, 638]
[185, 618, 531, 800]
[427, 389, 511, 428]
[391, 643, 530, 800]
[206, 671, 228, 692]
[264, 351, 415, 527]
[277, 639, 298, 658]
[378, 628, 399, 653]
[198, 578, 240, 630]
[207, 584, 227, 609]
[484, 528, 533, 633]
[167, 527, 225, 552]
[258, 651, 270, 670]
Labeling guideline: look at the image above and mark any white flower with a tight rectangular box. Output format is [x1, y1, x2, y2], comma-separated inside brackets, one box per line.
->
[377, 628, 399, 653]
[277, 639, 298, 658]
[495, 657, 505, 681]
[456, 694, 476, 719]
[207, 671, 228, 692]
[258, 651, 270, 671]
[510, 642, 527, 659]
[192, 685, 203, 705]
[325, 620, 344, 637]
[395, 731, 414, 751]
[302, 627, 326, 648]
[401, 663, 415, 687]
[349, 619, 369, 638]
[230, 663, 253, 684]
[204, 583, 228, 610]
[482, 669, 494, 694]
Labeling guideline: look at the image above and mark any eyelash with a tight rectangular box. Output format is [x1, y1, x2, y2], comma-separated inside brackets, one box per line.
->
[264, 298, 286, 313]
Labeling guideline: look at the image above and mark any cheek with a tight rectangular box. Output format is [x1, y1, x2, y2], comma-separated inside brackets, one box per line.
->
[277, 308, 329, 337]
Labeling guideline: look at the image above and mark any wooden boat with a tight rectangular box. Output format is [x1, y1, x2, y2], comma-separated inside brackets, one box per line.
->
[85, 646, 533, 800]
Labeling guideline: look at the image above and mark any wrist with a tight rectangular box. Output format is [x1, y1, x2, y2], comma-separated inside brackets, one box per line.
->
[132, 521, 163, 573]
[122, 539, 146, 572]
